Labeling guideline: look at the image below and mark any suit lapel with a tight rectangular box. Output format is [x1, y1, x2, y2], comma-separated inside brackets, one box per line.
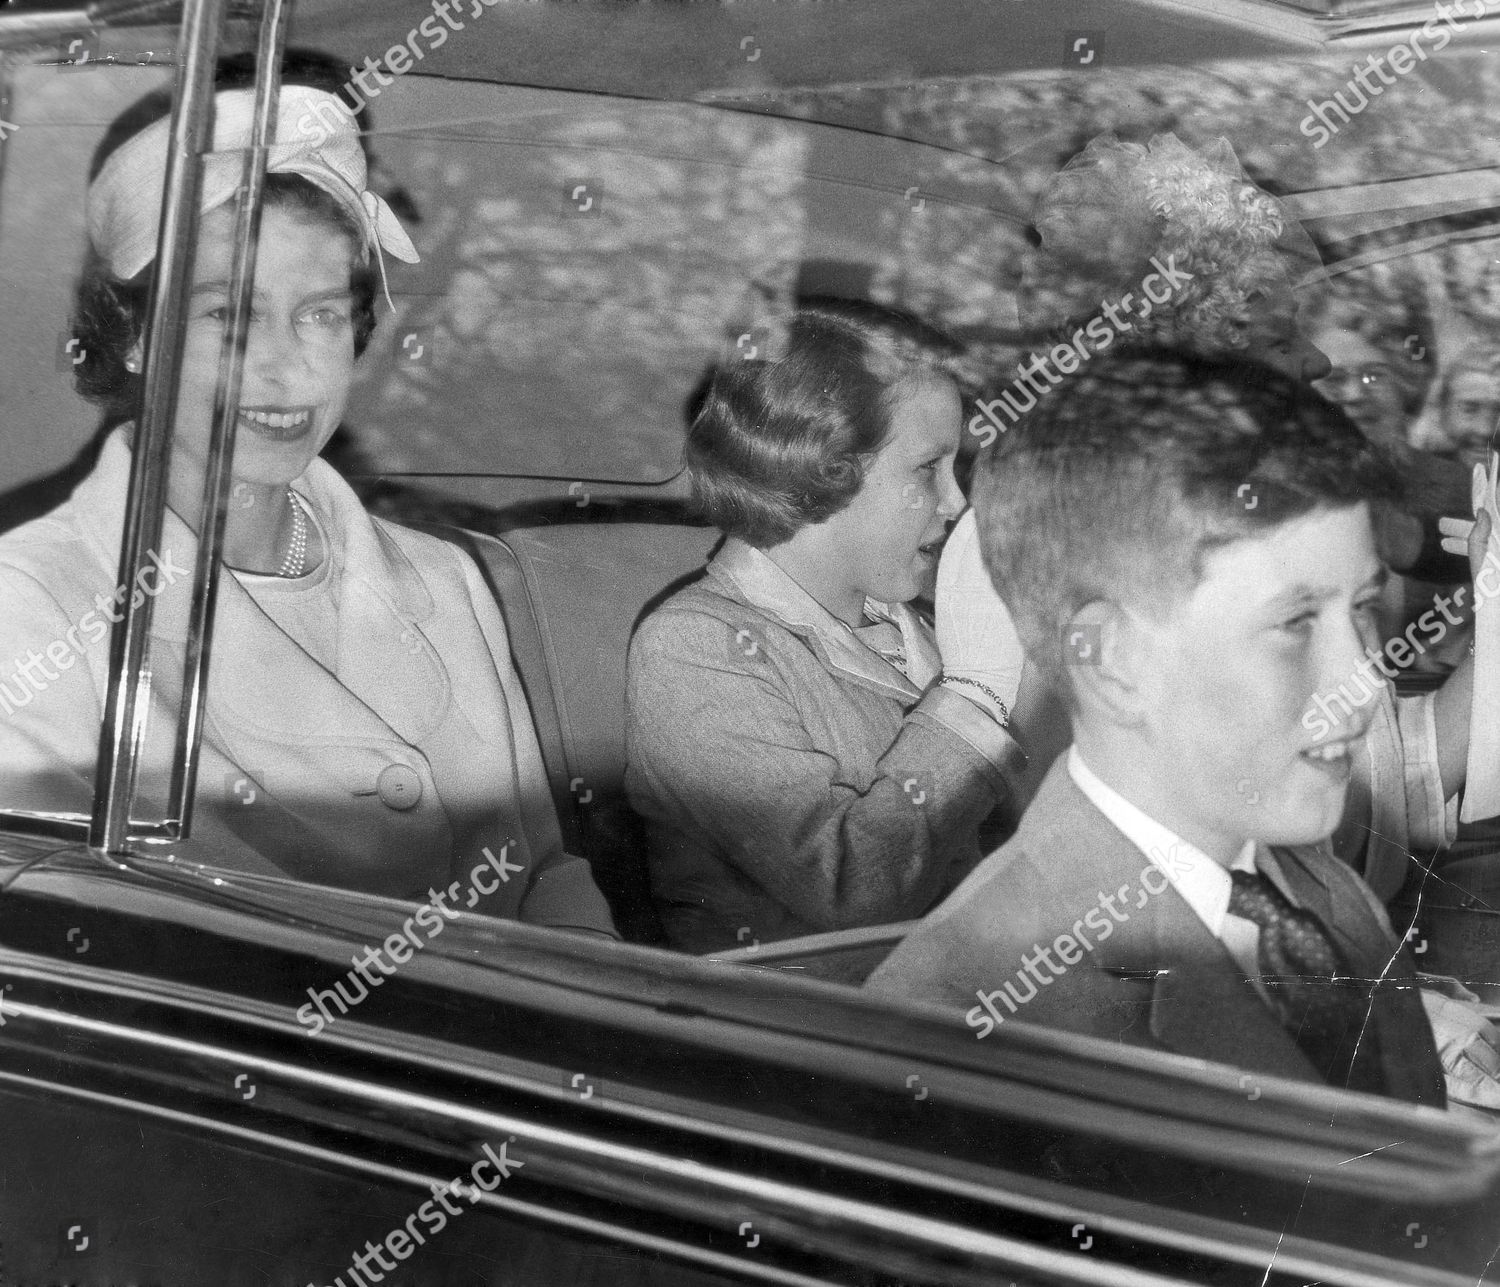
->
[214, 466, 454, 748]
[803, 628, 925, 701]
[1137, 875, 1322, 1082]
[1248, 844, 1445, 1105]
[1259, 843, 1336, 936]
[1262, 844, 1382, 977]
[1025, 764, 1323, 1082]
[206, 570, 449, 747]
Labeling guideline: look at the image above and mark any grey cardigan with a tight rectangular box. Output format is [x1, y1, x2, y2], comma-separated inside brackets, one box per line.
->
[624, 538, 1028, 953]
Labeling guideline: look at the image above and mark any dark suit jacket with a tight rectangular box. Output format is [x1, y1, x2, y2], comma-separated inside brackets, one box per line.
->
[866, 758, 1446, 1107]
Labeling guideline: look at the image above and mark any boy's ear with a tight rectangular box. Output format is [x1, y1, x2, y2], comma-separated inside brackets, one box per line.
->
[1061, 599, 1150, 729]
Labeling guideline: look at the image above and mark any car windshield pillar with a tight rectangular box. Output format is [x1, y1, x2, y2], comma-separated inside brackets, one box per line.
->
[83, 0, 290, 854]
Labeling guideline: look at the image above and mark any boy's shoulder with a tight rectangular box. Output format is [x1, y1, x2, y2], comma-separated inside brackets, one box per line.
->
[865, 760, 1138, 996]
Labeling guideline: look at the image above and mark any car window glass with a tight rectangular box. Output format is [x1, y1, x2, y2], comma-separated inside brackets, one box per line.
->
[1, 34, 1495, 1134]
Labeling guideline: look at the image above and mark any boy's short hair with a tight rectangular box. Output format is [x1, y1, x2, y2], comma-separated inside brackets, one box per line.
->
[687, 297, 960, 547]
[973, 349, 1401, 695]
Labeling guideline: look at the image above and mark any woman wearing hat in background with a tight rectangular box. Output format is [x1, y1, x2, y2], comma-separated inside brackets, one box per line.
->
[0, 82, 616, 935]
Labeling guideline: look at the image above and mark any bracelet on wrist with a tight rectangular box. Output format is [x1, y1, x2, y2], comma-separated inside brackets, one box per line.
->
[941, 674, 1010, 725]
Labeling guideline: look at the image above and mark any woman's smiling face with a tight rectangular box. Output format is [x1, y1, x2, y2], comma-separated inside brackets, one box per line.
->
[136, 200, 360, 489]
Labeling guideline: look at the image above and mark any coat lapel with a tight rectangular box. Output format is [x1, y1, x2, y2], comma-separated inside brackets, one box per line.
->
[1142, 910, 1323, 1083]
[1262, 843, 1379, 977]
[71, 429, 454, 750]
[1024, 764, 1323, 1082]
[709, 539, 925, 702]
[1259, 842, 1445, 1105]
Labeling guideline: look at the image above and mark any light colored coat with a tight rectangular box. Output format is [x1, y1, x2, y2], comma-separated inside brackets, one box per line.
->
[0, 431, 615, 934]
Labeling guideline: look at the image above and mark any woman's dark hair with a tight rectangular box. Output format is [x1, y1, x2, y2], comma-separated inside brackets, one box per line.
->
[686, 297, 961, 547]
[72, 92, 379, 424]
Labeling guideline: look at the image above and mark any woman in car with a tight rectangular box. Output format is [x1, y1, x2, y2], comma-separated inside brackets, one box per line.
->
[0, 84, 616, 934]
[625, 298, 1040, 953]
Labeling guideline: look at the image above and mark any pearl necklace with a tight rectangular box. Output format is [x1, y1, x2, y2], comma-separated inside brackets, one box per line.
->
[278, 488, 309, 578]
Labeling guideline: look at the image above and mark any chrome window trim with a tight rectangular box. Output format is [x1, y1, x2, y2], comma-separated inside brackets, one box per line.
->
[4, 892, 1496, 1208]
[166, 0, 290, 839]
[0, 1068, 845, 1287]
[3, 990, 1467, 1287]
[88, 0, 226, 852]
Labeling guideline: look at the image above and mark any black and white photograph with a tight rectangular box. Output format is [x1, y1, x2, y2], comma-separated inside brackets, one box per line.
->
[1, 0, 1499, 1282]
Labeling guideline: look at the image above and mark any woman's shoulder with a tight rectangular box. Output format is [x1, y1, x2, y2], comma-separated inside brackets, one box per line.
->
[367, 512, 470, 574]
[0, 505, 103, 655]
[0, 502, 96, 598]
[358, 513, 505, 617]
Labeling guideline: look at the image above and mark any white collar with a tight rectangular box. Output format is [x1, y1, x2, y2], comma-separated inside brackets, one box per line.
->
[709, 538, 942, 691]
[1067, 746, 1258, 936]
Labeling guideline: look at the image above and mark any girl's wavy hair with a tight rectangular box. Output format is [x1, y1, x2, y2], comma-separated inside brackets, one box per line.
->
[1020, 133, 1319, 356]
[686, 297, 962, 547]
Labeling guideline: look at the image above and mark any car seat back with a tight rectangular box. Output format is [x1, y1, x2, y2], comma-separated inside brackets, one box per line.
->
[454, 522, 720, 943]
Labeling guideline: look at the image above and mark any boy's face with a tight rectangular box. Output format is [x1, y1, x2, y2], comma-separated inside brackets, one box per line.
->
[1127, 502, 1385, 862]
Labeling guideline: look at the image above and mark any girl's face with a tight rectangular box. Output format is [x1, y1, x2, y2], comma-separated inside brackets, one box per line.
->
[814, 375, 965, 606]
[132, 202, 359, 489]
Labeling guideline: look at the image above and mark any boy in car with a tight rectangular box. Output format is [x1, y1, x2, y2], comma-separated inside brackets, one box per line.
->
[866, 350, 1450, 1103]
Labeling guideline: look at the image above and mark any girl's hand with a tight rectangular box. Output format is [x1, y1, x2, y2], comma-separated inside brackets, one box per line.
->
[935, 509, 1027, 716]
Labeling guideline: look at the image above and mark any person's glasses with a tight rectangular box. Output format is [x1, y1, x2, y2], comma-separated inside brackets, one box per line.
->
[1316, 364, 1391, 395]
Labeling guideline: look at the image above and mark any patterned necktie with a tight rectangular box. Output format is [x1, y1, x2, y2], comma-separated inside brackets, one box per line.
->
[1228, 866, 1383, 1093]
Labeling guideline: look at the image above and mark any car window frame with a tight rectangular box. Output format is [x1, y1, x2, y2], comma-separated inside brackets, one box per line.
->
[1, 10, 1499, 1268]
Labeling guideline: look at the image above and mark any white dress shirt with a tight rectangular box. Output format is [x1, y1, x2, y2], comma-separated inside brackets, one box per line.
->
[1067, 747, 1267, 994]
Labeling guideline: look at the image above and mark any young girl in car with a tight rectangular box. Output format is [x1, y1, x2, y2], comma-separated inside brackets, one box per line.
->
[624, 298, 1043, 953]
[0, 83, 615, 935]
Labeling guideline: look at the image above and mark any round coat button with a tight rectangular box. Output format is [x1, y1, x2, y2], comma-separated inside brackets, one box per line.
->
[376, 763, 422, 811]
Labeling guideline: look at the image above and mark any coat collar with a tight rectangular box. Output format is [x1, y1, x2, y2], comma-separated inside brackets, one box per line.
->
[1016, 759, 1325, 1083]
[67, 428, 450, 745]
[707, 537, 940, 699]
